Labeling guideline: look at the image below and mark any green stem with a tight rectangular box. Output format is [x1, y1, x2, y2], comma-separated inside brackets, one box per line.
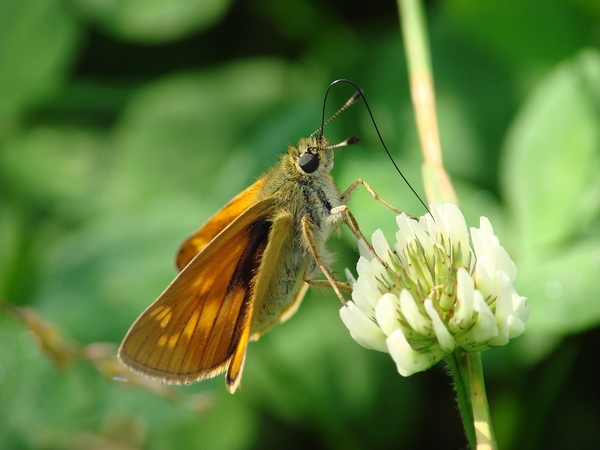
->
[445, 350, 476, 448]
[467, 352, 497, 449]
[445, 350, 497, 450]
[397, 0, 457, 205]
[398, 0, 431, 76]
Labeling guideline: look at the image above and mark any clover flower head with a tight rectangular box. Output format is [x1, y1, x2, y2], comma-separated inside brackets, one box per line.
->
[340, 203, 529, 376]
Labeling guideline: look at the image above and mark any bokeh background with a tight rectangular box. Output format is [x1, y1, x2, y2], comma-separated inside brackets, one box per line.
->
[2, 0, 600, 448]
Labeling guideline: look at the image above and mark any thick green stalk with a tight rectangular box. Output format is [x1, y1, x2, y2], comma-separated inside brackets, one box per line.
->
[445, 350, 476, 448]
[397, 0, 456, 205]
[445, 350, 497, 450]
[466, 352, 497, 450]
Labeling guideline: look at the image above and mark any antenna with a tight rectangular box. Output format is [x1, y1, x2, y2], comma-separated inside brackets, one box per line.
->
[320, 79, 430, 214]
[310, 90, 362, 139]
[324, 136, 359, 151]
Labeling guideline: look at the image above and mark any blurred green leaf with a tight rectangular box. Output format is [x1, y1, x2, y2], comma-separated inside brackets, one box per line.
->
[106, 58, 321, 209]
[0, 316, 257, 449]
[0, 0, 79, 127]
[146, 392, 256, 450]
[0, 126, 106, 218]
[436, 92, 485, 182]
[0, 204, 25, 300]
[33, 198, 209, 342]
[519, 238, 600, 335]
[73, 0, 233, 43]
[501, 50, 600, 251]
[242, 296, 423, 448]
[444, 0, 593, 66]
[567, 0, 600, 15]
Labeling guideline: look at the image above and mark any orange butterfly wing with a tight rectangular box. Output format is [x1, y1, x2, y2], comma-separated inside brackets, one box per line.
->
[118, 198, 276, 390]
[176, 178, 265, 270]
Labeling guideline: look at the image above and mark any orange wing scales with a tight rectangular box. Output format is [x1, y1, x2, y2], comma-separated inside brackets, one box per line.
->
[176, 178, 266, 270]
[118, 199, 275, 386]
[226, 312, 251, 393]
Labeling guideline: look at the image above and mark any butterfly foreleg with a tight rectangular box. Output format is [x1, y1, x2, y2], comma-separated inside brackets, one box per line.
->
[301, 216, 349, 304]
[329, 203, 390, 269]
[341, 178, 414, 216]
[304, 278, 352, 292]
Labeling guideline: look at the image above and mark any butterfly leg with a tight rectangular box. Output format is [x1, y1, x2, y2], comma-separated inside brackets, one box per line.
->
[305, 279, 352, 292]
[330, 204, 391, 269]
[341, 178, 418, 218]
[301, 216, 349, 304]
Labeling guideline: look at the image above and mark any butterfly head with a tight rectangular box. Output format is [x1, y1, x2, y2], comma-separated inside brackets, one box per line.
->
[290, 134, 358, 179]
[294, 135, 333, 176]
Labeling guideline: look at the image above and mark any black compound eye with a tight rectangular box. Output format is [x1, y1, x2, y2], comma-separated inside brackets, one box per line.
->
[299, 152, 319, 173]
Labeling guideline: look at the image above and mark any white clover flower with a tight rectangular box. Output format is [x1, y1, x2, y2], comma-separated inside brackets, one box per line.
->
[340, 203, 529, 377]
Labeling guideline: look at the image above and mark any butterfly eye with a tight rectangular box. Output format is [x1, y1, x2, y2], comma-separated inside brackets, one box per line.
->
[299, 152, 319, 173]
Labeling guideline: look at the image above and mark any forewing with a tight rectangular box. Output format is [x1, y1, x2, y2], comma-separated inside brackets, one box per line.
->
[119, 198, 275, 385]
[176, 178, 265, 270]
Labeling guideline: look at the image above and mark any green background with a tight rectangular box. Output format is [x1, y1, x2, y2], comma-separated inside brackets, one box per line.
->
[2, 0, 600, 448]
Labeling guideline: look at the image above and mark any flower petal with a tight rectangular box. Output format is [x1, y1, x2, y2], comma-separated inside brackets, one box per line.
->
[451, 268, 475, 332]
[506, 313, 526, 340]
[442, 203, 470, 256]
[399, 289, 430, 335]
[372, 229, 393, 265]
[424, 298, 456, 353]
[352, 258, 382, 313]
[513, 293, 530, 323]
[386, 329, 435, 376]
[488, 272, 529, 345]
[357, 238, 374, 261]
[467, 290, 498, 344]
[344, 268, 356, 287]
[340, 302, 388, 352]
[471, 217, 517, 284]
[396, 213, 432, 266]
[375, 293, 400, 336]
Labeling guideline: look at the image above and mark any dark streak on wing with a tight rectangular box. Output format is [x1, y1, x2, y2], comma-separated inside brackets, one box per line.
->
[225, 218, 272, 352]
[227, 218, 272, 293]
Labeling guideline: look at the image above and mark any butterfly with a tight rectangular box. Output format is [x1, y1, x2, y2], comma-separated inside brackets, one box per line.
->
[118, 89, 397, 392]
